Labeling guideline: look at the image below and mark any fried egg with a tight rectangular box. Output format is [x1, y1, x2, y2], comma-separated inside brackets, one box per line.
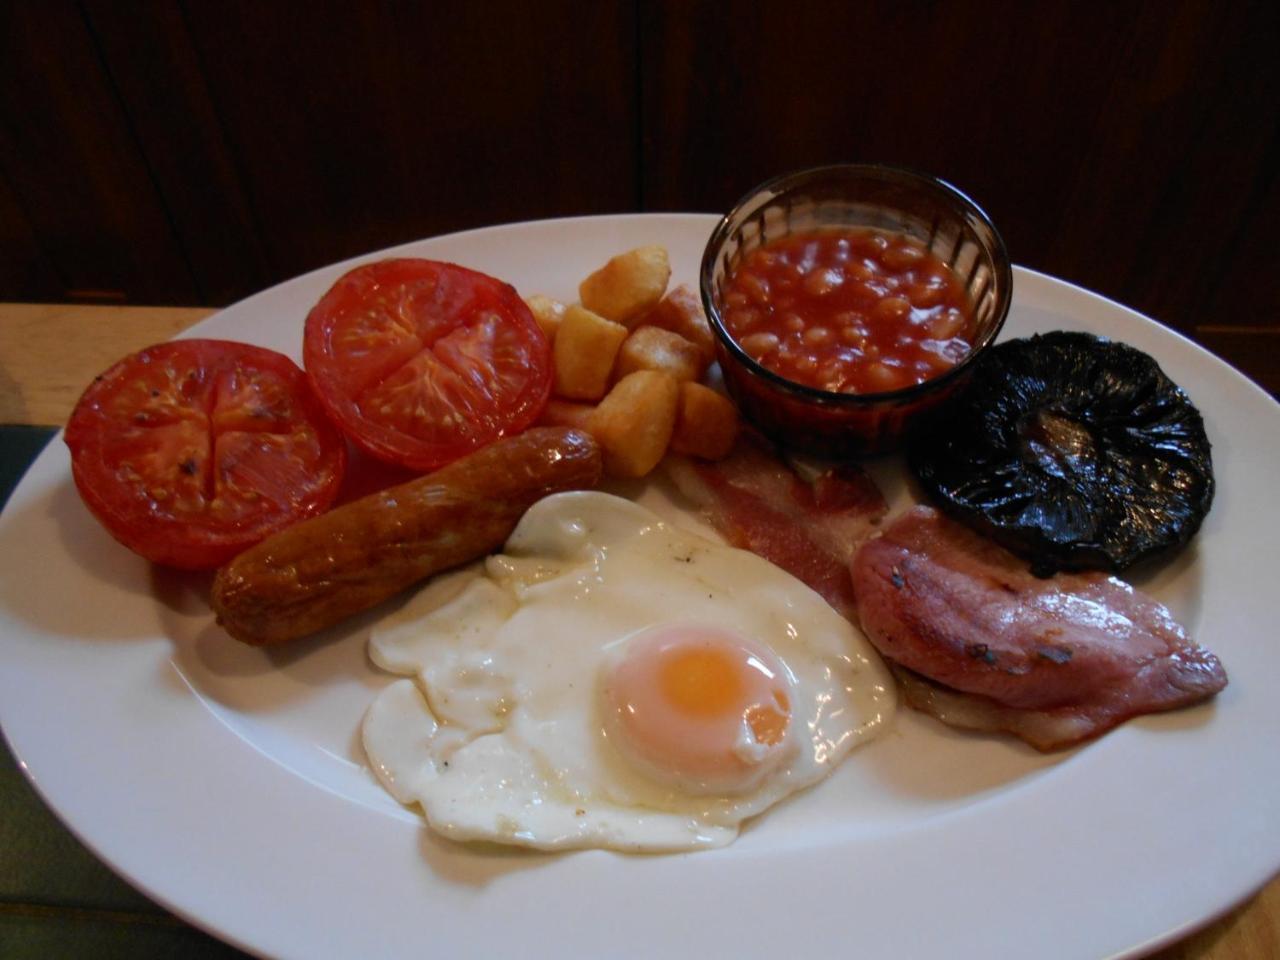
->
[361, 491, 894, 852]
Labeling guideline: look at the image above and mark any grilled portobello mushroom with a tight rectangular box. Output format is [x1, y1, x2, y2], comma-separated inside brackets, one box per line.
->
[908, 331, 1214, 575]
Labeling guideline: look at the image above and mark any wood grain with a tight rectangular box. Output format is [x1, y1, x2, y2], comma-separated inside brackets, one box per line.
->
[0, 303, 212, 425]
[0, 2, 196, 303]
[0, 169, 62, 301]
[177, 0, 638, 286]
[2, 2, 1275, 352]
[638, 1, 1280, 345]
[1150, 877, 1280, 960]
[79, 0, 274, 305]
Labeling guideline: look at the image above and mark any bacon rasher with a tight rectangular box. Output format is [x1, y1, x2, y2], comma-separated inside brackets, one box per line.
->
[665, 434, 887, 621]
[850, 506, 1227, 751]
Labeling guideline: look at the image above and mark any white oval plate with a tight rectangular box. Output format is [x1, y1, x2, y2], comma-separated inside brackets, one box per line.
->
[2, 214, 1278, 960]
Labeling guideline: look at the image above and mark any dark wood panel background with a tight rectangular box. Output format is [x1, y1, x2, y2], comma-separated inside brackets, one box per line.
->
[2, 0, 1277, 391]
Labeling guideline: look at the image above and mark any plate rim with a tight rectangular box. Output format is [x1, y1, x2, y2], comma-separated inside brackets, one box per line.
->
[2, 212, 1278, 960]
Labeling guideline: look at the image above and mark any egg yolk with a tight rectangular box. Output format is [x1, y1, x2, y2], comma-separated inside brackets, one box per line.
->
[601, 626, 795, 795]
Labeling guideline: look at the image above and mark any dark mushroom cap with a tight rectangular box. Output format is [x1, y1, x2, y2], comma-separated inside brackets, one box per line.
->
[908, 332, 1215, 575]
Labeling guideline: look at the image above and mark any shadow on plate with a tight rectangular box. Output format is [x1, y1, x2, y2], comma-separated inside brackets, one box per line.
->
[418, 827, 570, 888]
[855, 708, 1069, 801]
[159, 591, 412, 713]
[0, 477, 180, 640]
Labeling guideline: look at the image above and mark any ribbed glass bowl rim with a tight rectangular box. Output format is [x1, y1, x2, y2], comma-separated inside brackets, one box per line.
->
[698, 162, 1013, 409]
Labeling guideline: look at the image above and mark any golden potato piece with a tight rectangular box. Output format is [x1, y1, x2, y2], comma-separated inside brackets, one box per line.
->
[579, 246, 671, 327]
[554, 305, 629, 401]
[670, 382, 739, 460]
[613, 326, 707, 383]
[524, 294, 568, 343]
[638, 284, 716, 363]
[537, 398, 597, 432]
[589, 371, 679, 478]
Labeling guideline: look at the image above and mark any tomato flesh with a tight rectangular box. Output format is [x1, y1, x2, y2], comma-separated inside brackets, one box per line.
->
[65, 339, 346, 569]
[303, 259, 552, 471]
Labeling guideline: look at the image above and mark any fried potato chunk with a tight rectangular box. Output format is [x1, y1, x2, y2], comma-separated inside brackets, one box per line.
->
[638, 284, 716, 364]
[670, 382, 739, 460]
[579, 246, 671, 328]
[590, 371, 679, 478]
[613, 326, 707, 384]
[524, 294, 569, 343]
[537, 398, 597, 432]
[554, 305, 629, 401]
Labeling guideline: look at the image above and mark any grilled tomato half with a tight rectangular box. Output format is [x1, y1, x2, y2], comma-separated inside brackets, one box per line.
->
[303, 258, 552, 471]
[65, 339, 346, 569]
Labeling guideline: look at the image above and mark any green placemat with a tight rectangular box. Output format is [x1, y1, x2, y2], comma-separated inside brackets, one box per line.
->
[0, 426, 55, 512]
[0, 425, 247, 957]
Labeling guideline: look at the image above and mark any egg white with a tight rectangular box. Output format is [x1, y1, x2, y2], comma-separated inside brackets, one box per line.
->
[362, 491, 895, 852]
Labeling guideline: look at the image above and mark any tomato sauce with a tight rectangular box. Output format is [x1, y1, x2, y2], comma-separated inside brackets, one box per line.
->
[721, 229, 976, 395]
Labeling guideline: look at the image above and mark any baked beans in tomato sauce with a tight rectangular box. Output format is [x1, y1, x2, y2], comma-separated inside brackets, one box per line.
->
[721, 229, 975, 395]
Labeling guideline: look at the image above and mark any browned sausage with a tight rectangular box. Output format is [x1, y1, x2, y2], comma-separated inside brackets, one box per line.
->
[211, 427, 602, 645]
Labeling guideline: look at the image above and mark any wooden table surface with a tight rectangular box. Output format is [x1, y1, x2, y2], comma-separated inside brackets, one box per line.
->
[1, 302, 1276, 959]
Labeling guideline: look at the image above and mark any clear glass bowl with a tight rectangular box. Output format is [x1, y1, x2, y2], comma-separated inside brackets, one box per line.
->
[700, 163, 1012, 456]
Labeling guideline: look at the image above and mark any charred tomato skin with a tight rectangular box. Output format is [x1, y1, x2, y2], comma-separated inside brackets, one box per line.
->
[65, 339, 347, 570]
[907, 332, 1214, 575]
